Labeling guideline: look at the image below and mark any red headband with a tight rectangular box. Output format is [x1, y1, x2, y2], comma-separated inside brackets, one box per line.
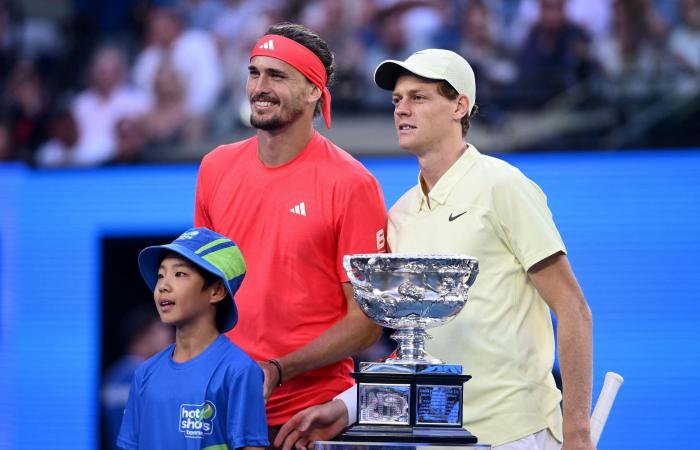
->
[251, 34, 332, 128]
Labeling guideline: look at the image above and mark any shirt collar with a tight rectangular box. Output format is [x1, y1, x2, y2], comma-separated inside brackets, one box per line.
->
[417, 144, 480, 211]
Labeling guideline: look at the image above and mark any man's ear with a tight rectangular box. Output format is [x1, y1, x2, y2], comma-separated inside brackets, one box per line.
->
[453, 94, 470, 120]
[209, 280, 228, 305]
[308, 84, 322, 105]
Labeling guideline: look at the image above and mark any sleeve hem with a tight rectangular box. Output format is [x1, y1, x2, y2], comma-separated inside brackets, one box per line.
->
[522, 246, 567, 272]
[233, 437, 271, 449]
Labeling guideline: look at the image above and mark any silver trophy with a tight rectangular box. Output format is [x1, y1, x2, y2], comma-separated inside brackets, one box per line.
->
[338, 254, 479, 444]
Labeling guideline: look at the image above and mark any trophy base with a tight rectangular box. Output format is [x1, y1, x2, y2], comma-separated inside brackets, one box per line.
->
[346, 369, 477, 445]
[336, 424, 477, 444]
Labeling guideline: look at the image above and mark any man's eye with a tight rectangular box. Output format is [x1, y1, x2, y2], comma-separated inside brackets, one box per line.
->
[175, 271, 187, 277]
[157, 273, 164, 279]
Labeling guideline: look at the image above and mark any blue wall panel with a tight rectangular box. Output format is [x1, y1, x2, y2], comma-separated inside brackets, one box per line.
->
[1, 150, 698, 449]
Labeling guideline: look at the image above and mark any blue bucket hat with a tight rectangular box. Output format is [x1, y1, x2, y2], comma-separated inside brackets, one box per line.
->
[138, 227, 246, 332]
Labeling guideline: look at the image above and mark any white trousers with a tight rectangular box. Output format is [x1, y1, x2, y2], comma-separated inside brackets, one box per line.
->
[493, 429, 562, 450]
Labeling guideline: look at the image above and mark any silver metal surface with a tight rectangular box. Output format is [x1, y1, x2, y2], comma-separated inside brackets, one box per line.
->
[344, 254, 479, 363]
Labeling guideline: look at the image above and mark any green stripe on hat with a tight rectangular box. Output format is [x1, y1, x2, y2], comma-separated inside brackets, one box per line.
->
[202, 246, 246, 280]
[195, 238, 231, 254]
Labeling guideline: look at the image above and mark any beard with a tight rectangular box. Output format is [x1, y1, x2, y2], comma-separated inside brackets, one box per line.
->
[250, 95, 306, 131]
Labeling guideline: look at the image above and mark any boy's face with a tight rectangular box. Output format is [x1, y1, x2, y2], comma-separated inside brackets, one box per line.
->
[154, 255, 220, 330]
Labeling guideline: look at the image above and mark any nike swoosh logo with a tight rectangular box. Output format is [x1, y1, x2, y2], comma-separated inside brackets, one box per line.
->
[448, 211, 468, 221]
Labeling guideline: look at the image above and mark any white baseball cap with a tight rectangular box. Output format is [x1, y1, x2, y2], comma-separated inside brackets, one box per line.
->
[374, 49, 476, 113]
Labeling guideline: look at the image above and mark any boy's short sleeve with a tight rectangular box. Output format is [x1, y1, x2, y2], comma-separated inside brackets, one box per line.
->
[227, 364, 269, 449]
[116, 376, 140, 450]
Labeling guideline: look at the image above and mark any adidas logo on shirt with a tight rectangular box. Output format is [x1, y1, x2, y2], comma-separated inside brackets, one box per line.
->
[290, 202, 306, 216]
[259, 39, 275, 50]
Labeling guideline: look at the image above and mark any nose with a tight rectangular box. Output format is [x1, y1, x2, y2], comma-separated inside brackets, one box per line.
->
[394, 98, 410, 117]
[157, 277, 171, 293]
[249, 74, 271, 96]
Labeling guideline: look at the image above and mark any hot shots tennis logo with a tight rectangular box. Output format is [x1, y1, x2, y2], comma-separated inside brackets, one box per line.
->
[179, 401, 216, 437]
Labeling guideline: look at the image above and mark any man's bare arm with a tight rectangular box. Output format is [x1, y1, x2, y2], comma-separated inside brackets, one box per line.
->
[260, 283, 381, 399]
[529, 252, 594, 450]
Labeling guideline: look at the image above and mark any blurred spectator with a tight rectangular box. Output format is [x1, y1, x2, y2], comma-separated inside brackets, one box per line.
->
[101, 306, 173, 450]
[361, 4, 415, 109]
[401, 0, 447, 51]
[142, 63, 204, 149]
[34, 108, 79, 167]
[133, 5, 222, 121]
[178, 0, 225, 30]
[509, 0, 613, 47]
[71, 45, 148, 166]
[0, 118, 10, 161]
[211, 0, 275, 49]
[2, 60, 50, 162]
[12, 0, 71, 61]
[0, 1, 21, 86]
[593, 0, 677, 104]
[669, 0, 700, 92]
[459, 0, 516, 119]
[299, 0, 369, 111]
[514, 0, 597, 108]
[108, 117, 148, 165]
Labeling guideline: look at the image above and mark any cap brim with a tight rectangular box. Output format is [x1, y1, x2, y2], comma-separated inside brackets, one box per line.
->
[374, 60, 446, 91]
[138, 243, 238, 332]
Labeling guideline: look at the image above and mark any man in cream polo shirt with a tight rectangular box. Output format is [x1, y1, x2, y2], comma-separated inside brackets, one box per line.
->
[274, 49, 594, 450]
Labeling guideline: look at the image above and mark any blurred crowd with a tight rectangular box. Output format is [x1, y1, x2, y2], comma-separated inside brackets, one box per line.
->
[1, 0, 699, 167]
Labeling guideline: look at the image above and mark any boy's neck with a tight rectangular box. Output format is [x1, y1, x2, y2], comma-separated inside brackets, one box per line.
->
[172, 325, 220, 363]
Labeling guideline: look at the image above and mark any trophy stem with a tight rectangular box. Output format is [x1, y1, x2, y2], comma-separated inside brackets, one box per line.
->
[390, 328, 443, 364]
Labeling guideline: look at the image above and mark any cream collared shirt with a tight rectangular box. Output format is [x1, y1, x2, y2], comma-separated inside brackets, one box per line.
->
[387, 145, 565, 446]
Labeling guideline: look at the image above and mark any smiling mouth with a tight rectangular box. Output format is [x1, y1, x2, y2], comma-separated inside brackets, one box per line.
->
[398, 125, 416, 131]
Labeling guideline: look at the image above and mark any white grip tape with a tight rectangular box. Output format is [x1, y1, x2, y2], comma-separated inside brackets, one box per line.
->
[590, 372, 624, 445]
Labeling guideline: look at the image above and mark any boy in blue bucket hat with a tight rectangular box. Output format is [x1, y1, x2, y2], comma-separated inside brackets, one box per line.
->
[117, 227, 269, 450]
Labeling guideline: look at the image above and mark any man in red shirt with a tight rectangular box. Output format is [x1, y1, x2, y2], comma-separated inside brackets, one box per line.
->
[194, 23, 387, 438]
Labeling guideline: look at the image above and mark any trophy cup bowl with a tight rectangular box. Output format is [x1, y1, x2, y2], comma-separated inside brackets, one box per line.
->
[343, 253, 479, 364]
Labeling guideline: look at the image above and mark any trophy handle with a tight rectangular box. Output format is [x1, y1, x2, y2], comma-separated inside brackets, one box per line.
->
[464, 262, 478, 287]
[343, 255, 372, 289]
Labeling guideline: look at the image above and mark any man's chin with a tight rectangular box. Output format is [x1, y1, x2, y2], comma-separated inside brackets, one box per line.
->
[397, 137, 418, 153]
[250, 115, 283, 131]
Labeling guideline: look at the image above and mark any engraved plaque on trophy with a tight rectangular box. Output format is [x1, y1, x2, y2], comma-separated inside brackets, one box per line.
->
[338, 254, 479, 444]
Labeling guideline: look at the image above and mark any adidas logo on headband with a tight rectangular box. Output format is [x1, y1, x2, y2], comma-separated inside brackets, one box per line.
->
[259, 39, 275, 50]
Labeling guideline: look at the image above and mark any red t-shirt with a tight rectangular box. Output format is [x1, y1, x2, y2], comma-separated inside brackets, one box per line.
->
[195, 132, 387, 425]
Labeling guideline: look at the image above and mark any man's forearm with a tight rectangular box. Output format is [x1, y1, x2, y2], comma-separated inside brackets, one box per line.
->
[558, 301, 593, 441]
[528, 253, 594, 448]
[277, 305, 381, 382]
